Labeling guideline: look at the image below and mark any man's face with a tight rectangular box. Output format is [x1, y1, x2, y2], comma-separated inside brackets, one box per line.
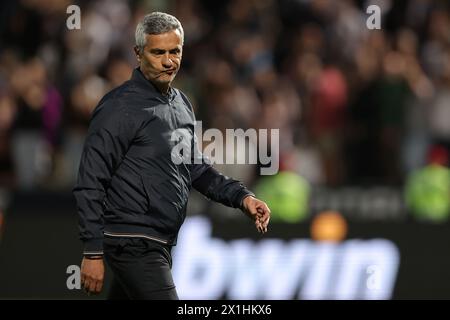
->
[135, 29, 183, 91]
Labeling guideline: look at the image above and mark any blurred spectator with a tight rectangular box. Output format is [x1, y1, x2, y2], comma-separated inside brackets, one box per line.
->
[0, 90, 16, 187]
[9, 57, 62, 189]
[428, 47, 450, 154]
[0, 0, 448, 218]
[308, 66, 348, 186]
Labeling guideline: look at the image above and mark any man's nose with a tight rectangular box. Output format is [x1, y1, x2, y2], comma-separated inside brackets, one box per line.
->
[162, 54, 173, 68]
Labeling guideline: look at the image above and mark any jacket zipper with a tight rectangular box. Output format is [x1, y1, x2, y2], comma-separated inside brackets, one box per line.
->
[166, 94, 186, 222]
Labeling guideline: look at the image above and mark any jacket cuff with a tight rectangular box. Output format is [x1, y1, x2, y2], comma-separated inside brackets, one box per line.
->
[235, 189, 255, 209]
[83, 238, 104, 256]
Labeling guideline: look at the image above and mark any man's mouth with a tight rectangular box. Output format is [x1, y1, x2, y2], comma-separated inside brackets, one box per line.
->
[162, 69, 176, 75]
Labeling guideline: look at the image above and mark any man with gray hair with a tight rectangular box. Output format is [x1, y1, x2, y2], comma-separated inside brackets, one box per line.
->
[74, 12, 271, 299]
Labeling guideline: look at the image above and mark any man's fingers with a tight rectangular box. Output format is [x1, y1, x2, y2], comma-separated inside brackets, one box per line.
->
[83, 278, 91, 293]
[262, 214, 270, 226]
[94, 278, 103, 294]
[255, 220, 264, 233]
[82, 276, 102, 295]
[256, 220, 267, 234]
[256, 208, 269, 222]
[256, 215, 266, 230]
[88, 279, 98, 295]
[257, 208, 270, 233]
[263, 217, 269, 232]
[260, 212, 269, 223]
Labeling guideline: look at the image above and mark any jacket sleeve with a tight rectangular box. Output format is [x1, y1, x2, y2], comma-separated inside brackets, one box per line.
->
[73, 100, 136, 256]
[183, 108, 254, 209]
[191, 164, 255, 209]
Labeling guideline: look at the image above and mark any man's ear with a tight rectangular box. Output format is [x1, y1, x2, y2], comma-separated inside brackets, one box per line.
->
[133, 46, 141, 63]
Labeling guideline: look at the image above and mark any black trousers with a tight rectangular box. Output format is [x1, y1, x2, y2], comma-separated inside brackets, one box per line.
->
[103, 236, 179, 300]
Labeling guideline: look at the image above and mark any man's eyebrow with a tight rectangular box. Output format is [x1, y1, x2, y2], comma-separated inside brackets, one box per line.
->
[150, 48, 166, 53]
[149, 47, 181, 53]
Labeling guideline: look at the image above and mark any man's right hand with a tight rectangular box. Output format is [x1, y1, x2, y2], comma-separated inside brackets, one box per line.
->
[80, 257, 105, 295]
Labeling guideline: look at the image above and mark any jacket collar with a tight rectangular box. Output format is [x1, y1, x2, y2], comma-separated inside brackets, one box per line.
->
[130, 67, 176, 100]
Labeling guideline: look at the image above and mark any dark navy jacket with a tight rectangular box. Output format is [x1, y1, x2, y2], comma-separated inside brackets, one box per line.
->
[73, 68, 254, 255]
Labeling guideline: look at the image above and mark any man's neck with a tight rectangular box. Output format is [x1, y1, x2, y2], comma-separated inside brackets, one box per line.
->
[152, 81, 171, 96]
[160, 86, 171, 96]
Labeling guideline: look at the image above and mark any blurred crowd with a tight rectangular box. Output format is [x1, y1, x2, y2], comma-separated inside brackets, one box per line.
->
[0, 0, 449, 201]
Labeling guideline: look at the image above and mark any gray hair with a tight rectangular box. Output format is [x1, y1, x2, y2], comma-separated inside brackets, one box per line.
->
[135, 12, 184, 52]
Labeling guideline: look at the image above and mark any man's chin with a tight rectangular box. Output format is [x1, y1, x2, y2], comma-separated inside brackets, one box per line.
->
[154, 79, 171, 87]
[150, 77, 175, 92]
[155, 76, 175, 85]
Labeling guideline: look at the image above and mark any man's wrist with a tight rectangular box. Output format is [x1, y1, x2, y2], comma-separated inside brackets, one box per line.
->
[239, 193, 255, 210]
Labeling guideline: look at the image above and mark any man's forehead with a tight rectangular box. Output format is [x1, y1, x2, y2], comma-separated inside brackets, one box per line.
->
[145, 30, 183, 49]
